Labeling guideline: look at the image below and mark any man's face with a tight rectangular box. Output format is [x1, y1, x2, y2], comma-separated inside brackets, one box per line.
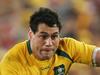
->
[29, 23, 60, 60]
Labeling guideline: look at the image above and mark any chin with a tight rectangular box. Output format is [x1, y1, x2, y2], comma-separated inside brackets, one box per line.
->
[41, 56, 51, 60]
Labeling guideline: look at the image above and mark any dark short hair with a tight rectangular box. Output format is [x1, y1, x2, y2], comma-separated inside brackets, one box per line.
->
[29, 7, 62, 33]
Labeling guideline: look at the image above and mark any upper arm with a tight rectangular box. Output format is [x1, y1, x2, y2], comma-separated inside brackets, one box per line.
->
[0, 60, 19, 75]
[0, 46, 21, 75]
[64, 38, 96, 65]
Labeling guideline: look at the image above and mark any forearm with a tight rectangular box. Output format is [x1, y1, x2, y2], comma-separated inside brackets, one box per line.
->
[93, 48, 100, 67]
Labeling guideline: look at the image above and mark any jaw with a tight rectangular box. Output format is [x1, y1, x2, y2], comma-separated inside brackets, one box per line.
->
[39, 50, 55, 60]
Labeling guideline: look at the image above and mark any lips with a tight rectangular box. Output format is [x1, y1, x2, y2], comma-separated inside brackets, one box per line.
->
[42, 48, 54, 51]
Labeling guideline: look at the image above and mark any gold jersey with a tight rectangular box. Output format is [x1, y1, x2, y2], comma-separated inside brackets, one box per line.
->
[0, 38, 95, 75]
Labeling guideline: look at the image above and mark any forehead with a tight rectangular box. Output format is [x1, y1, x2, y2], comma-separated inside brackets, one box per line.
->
[37, 23, 59, 34]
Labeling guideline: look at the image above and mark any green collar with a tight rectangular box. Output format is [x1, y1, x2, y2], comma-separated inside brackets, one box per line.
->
[27, 40, 32, 54]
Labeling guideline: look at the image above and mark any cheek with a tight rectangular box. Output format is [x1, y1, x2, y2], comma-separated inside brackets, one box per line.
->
[33, 38, 44, 48]
[54, 39, 60, 47]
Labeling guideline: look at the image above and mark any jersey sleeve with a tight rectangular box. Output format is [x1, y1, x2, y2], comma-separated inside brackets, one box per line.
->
[1, 60, 21, 75]
[0, 45, 22, 75]
[62, 38, 96, 65]
[0, 42, 39, 75]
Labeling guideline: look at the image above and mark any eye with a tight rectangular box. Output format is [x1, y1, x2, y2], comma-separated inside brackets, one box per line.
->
[39, 35, 49, 40]
[51, 34, 59, 40]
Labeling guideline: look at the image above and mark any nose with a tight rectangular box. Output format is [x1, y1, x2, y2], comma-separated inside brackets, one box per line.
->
[45, 38, 53, 46]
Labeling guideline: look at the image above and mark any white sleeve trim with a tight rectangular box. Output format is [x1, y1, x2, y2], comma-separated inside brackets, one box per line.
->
[93, 47, 100, 67]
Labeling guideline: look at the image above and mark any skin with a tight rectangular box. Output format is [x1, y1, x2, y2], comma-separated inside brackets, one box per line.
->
[28, 23, 60, 60]
[96, 50, 100, 66]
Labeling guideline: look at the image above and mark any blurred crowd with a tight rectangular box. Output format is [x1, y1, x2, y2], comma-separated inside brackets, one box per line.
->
[0, 0, 100, 75]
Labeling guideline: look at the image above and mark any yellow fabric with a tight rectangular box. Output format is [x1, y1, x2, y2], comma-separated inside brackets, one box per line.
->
[29, 0, 48, 8]
[0, 38, 95, 75]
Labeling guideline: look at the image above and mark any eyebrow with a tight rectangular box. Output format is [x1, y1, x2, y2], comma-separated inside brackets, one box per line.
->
[39, 32, 59, 35]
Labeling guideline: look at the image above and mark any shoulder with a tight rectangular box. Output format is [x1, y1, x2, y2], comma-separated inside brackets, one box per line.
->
[60, 37, 77, 42]
[1, 40, 27, 62]
[59, 37, 77, 45]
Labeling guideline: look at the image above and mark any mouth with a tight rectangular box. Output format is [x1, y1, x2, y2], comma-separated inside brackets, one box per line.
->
[39, 48, 56, 60]
[42, 48, 54, 52]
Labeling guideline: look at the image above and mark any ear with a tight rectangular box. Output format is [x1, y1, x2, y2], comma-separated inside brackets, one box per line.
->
[28, 28, 34, 40]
